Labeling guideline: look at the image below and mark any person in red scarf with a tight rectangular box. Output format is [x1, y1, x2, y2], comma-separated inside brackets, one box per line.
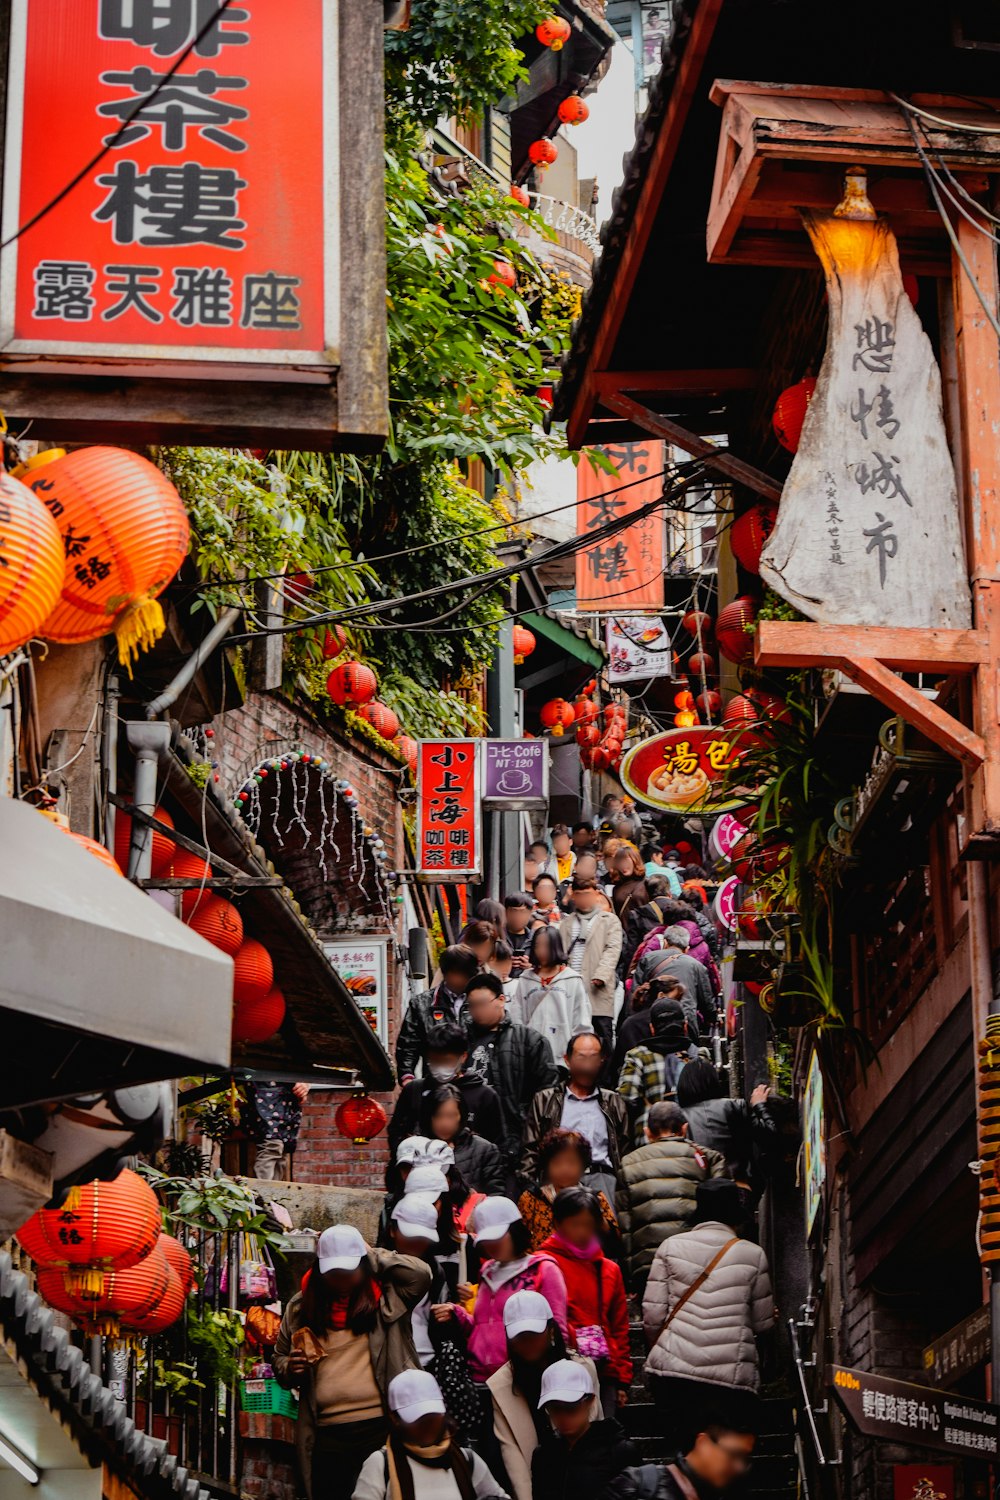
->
[540, 1188, 632, 1420]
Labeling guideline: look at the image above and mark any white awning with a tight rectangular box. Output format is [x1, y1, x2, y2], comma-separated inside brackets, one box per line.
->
[0, 799, 233, 1106]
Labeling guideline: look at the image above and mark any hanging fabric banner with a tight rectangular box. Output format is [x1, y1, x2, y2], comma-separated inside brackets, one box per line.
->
[576, 443, 665, 611]
[760, 211, 970, 629]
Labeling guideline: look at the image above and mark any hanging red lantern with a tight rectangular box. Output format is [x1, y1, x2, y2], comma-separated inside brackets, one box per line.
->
[39, 1246, 174, 1338]
[722, 693, 760, 728]
[488, 259, 517, 291]
[578, 745, 595, 770]
[557, 94, 589, 125]
[27, 448, 189, 670]
[576, 723, 601, 747]
[589, 746, 612, 773]
[673, 690, 695, 710]
[574, 696, 598, 724]
[540, 698, 575, 736]
[536, 383, 554, 408]
[674, 710, 698, 728]
[233, 984, 286, 1045]
[233, 939, 274, 1005]
[535, 14, 571, 48]
[772, 377, 817, 454]
[509, 184, 530, 208]
[124, 1261, 187, 1334]
[17, 1169, 160, 1297]
[159, 1233, 195, 1295]
[0, 471, 66, 655]
[695, 688, 722, 721]
[687, 651, 717, 679]
[604, 704, 626, 724]
[335, 1091, 388, 1144]
[529, 138, 559, 168]
[113, 805, 175, 875]
[357, 700, 401, 740]
[67, 831, 122, 875]
[327, 660, 378, 707]
[163, 850, 214, 917]
[681, 610, 713, 639]
[730, 504, 778, 575]
[752, 691, 791, 725]
[396, 735, 418, 773]
[186, 895, 244, 957]
[512, 625, 536, 664]
[322, 625, 348, 659]
[716, 596, 758, 664]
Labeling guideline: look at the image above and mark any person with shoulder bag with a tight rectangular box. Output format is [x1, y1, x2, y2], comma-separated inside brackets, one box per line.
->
[353, 1370, 508, 1500]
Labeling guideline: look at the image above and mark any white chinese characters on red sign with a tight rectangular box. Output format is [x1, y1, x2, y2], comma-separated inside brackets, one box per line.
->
[416, 741, 482, 881]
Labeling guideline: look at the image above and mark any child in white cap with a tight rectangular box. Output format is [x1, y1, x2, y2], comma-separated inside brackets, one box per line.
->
[352, 1370, 508, 1500]
[530, 1360, 639, 1500]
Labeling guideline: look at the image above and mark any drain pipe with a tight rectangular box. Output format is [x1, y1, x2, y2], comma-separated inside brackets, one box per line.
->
[968, 857, 1000, 1386]
[143, 605, 242, 722]
[125, 721, 172, 880]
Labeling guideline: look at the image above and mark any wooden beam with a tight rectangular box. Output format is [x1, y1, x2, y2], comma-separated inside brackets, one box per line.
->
[836, 657, 986, 768]
[601, 388, 784, 501]
[594, 369, 756, 395]
[566, 0, 725, 449]
[755, 620, 988, 674]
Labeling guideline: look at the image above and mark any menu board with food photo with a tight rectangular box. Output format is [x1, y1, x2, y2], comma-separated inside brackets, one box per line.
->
[620, 727, 744, 813]
[324, 938, 390, 1047]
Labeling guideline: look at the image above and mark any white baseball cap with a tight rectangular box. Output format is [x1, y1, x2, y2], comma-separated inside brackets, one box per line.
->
[503, 1289, 553, 1339]
[419, 1139, 456, 1168]
[391, 1194, 439, 1243]
[404, 1164, 450, 1197]
[396, 1135, 431, 1165]
[388, 1369, 447, 1424]
[317, 1224, 366, 1273]
[538, 1359, 596, 1408]
[470, 1196, 522, 1244]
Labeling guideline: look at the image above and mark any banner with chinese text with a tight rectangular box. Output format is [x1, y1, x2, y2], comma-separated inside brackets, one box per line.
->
[576, 443, 665, 611]
[1, 0, 338, 365]
[607, 616, 672, 683]
[416, 740, 482, 881]
[324, 936, 389, 1047]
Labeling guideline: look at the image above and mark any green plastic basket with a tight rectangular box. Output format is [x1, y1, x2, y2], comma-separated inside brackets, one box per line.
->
[239, 1378, 299, 1420]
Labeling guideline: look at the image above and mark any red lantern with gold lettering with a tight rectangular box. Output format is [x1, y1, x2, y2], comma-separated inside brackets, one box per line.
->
[541, 698, 575, 736]
[335, 1091, 388, 1144]
[0, 471, 65, 655]
[17, 1168, 160, 1298]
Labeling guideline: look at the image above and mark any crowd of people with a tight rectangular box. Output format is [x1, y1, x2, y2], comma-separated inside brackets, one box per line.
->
[274, 799, 779, 1500]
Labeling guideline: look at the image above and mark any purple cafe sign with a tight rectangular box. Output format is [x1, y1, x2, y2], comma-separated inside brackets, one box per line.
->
[482, 739, 549, 812]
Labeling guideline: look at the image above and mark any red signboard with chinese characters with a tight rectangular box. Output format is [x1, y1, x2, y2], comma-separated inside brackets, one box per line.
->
[620, 726, 744, 813]
[1, 0, 336, 365]
[576, 443, 665, 610]
[416, 741, 483, 882]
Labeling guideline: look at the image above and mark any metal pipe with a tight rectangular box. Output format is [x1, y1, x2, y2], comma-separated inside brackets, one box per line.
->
[143, 605, 241, 721]
[102, 672, 119, 854]
[787, 1317, 840, 1467]
[125, 721, 172, 880]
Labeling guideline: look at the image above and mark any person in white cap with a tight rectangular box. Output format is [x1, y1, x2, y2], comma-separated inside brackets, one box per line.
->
[273, 1225, 430, 1500]
[353, 1369, 508, 1500]
[432, 1198, 567, 1389]
[485, 1290, 600, 1500]
[530, 1360, 639, 1500]
[404, 1163, 451, 1198]
[419, 1084, 506, 1194]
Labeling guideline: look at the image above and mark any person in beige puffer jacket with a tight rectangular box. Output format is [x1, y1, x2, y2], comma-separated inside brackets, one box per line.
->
[642, 1180, 775, 1442]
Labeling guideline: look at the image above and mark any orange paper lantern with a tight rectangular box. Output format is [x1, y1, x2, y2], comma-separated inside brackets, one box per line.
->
[113, 805, 175, 875]
[163, 849, 214, 916]
[681, 610, 713, 639]
[512, 625, 536, 664]
[688, 651, 717, 679]
[772, 377, 817, 454]
[674, 711, 697, 728]
[357, 700, 400, 740]
[558, 95, 589, 125]
[27, 448, 189, 664]
[574, 696, 598, 724]
[322, 625, 348, 659]
[540, 698, 575, 736]
[589, 746, 612, 773]
[67, 831, 122, 875]
[0, 470, 66, 654]
[17, 1168, 160, 1296]
[695, 688, 722, 721]
[39, 1247, 173, 1337]
[716, 597, 758, 664]
[396, 735, 418, 773]
[233, 984, 286, 1045]
[233, 939, 274, 1005]
[529, 139, 559, 167]
[186, 895, 244, 956]
[509, 184, 530, 208]
[673, 690, 695, 710]
[159, 1232, 195, 1295]
[730, 504, 778, 575]
[576, 723, 601, 747]
[335, 1092, 388, 1144]
[124, 1261, 187, 1334]
[327, 660, 378, 707]
[535, 14, 571, 48]
[488, 259, 517, 290]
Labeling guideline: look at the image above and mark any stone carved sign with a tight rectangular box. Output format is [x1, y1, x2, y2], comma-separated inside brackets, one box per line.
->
[760, 213, 971, 629]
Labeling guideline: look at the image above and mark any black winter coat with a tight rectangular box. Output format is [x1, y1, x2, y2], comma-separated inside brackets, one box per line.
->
[465, 1018, 558, 1162]
[607, 1458, 713, 1500]
[681, 1097, 777, 1183]
[388, 1071, 505, 1152]
[452, 1128, 506, 1194]
[395, 985, 469, 1080]
[531, 1419, 640, 1500]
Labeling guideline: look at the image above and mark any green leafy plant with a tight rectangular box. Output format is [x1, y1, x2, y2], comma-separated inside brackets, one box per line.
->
[139, 1167, 289, 1253]
[152, 1357, 205, 1409]
[185, 1306, 246, 1386]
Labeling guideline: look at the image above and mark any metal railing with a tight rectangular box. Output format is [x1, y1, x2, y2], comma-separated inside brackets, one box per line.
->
[528, 193, 602, 254]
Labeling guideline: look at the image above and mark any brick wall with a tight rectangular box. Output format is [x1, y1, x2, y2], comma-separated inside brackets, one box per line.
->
[208, 689, 404, 1192]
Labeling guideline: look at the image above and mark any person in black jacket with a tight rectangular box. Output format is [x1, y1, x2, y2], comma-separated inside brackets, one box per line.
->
[390, 1023, 504, 1151]
[520, 1032, 631, 1190]
[531, 1359, 639, 1500]
[396, 947, 480, 1083]
[419, 1083, 506, 1195]
[464, 973, 558, 1170]
[675, 1060, 776, 1187]
[606, 1403, 758, 1500]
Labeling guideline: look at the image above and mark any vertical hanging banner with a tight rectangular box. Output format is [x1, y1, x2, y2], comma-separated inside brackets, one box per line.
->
[576, 443, 666, 610]
[416, 740, 482, 881]
[760, 212, 970, 628]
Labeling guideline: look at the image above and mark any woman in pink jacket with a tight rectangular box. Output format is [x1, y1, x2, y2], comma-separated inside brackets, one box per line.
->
[431, 1196, 568, 1385]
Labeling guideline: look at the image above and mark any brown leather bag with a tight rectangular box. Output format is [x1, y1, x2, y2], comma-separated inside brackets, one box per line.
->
[662, 1237, 739, 1330]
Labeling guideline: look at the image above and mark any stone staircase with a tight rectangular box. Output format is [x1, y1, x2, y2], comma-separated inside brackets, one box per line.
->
[621, 1320, 800, 1500]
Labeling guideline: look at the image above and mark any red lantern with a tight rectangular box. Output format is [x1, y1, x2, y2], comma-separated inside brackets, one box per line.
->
[335, 1091, 388, 1144]
[529, 138, 559, 168]
[233, 985, 286, 1045]
[541, 698, 575, 736]
[17, 1169, 160, 1297]
[535, 14, 571, 49]
[673, 690, 695, 710]
[558, 95, 589, 125]
[233, 939, 274, 1005]
[512, 625, 536, 664]
[695, 689, 722, 721]
[114, 804, 175, 875]
[186, 895, 244, 956]
[681, 610, 713, 640]
[604, 704, 626, 724]
[509, 184, 530, 208]
[730, 504, 778, 575]
[67, 832, 122, 875]
[322, 625, 348, 659]
[159, 1233, 195, 1295]
[753, 691, 791, 725]
[536, 383, 554, 408]
[772, 377, 817, 453]
[674, 710, 697, 728]
[590, 746, 612, 773]
[576, 723, 601, 747]
[688, 651, 717, 680]
[124, 1262, 187, 1334]
[722, 693, 760, 728]
[327, 660, 378, 707]
[574, 696, 598, 724]
[163, 850, 214, 917]
[578, 745, 596, 770]
[488, 259, 517, 291]
[0, 471, 66, 655]
[396, 735, 418, 773]
[39, 1247, 174, 1337]
[716, 596, 758, 664]
[357, 700, 401, 740]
